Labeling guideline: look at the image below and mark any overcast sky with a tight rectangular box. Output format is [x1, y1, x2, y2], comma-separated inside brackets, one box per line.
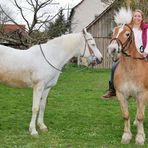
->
[0, 0, 82, 24]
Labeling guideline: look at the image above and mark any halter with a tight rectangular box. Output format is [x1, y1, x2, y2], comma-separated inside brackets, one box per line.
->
[39, 44, 62, 72]
[39, 32, 96, 72]
[110, 24, 145, 60]
[80, 32, 95, 57]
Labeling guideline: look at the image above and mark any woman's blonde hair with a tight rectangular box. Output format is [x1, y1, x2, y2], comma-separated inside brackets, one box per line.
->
[133, 9, 144, 20]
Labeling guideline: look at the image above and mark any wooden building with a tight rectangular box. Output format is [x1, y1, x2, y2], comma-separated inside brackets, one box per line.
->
[86, 1, 148, 68]
[69, 0, 110, 33]
[69, 0, 116, 68]
[87, 4, 116, 68]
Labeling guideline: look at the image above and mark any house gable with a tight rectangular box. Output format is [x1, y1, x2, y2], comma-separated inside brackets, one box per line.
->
[86, 2, 116, 37]
[0, 24, 27, 48]
[2, 24, 26, 33]
[70, 0, 111, 33]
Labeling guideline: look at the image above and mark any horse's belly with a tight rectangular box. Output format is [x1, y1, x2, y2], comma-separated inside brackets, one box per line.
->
[0, 70, 32, 88]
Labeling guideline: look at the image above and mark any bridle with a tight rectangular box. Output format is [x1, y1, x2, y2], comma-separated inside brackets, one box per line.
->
[80, 32, 95, 57]
[110, 24, 145, 60]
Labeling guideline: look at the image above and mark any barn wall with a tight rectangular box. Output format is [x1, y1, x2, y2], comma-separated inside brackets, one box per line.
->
[87, 7, 115, 68]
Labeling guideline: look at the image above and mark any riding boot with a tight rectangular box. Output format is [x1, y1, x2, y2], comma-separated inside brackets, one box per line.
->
[102, 81, 116, 99]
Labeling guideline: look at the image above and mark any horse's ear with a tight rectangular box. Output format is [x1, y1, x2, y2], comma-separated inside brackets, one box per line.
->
[82, 28, 87, 34]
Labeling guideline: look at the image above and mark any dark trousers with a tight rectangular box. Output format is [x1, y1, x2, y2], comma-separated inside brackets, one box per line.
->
[109, 60, 120, 90]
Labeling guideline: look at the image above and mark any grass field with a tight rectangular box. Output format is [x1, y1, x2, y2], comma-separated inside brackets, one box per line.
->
[0, 64, 148, 147]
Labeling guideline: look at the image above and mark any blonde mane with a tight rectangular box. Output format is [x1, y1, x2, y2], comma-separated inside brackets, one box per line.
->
[114, 7, 132, 25]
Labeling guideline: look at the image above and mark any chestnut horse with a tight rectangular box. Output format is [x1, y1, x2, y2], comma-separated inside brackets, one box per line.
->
[108, 8, 148, 145]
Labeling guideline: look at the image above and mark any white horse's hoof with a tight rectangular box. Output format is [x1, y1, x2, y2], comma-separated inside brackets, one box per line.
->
[31, 131, 39, 138]
[121, 132, 132, 144]
[38, 123, 48, 133]
[40, 127, 48, 133]
[29, 128, 39, 138]
[135, 134, 145, 145]
[31, 133, 39, 138]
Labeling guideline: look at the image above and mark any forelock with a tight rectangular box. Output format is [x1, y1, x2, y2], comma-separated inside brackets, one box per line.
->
[114, 7, 132, 25]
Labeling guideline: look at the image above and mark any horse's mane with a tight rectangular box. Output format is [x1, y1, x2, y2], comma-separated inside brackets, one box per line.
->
[47, 33, 82, 50]
[49, 33, 81, 43]
[114, 7, 132, 25]
[62, 33, 82, 50]
[63, 33, 81, 42]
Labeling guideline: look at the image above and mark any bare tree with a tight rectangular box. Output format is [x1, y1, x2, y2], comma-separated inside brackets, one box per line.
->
[0, 5, 17, 45]
[0, 0, 61, 48]
[11, 0, 60, 35]
[0, 5, 12, 24]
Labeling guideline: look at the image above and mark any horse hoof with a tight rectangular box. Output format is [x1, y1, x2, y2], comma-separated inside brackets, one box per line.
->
[31, 131, 39, 138]
[135, 134, 145, 145]
[41, 128, 48, 133]
[31, 133, 39, 138]
[29, 128, 39, 138]
[121, 132, 132, 144]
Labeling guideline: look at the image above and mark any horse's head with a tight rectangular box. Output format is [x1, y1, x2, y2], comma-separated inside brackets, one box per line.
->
[81, 28, 103, 65]
[107, 24, 133, 58]
[107, 7, 133, 59]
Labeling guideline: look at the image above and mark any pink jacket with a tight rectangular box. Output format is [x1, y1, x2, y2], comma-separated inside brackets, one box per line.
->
[142, 23, 148, 48]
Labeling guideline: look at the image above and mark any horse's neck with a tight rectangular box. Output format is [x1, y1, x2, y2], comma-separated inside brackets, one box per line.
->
[122, 35, 143, 58]
[61, 33, 84, 56]
[120, 39, 144, 68]
[45, 33, 84, 69]
[129, 40, 140, 56]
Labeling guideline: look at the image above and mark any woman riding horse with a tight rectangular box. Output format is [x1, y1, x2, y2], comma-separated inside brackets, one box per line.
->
[107, 7, 148, 145]
[102, 9, 148, 99]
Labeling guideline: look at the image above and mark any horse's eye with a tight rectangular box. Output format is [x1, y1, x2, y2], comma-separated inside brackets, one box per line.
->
[91, 44, 95, 46]
[126, 33, 130, 37]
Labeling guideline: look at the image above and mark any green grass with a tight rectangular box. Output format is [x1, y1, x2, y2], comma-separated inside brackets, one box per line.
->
[0, 64, 147, 147]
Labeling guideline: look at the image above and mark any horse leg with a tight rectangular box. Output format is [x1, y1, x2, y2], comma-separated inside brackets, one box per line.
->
[37, 88, 51, 133]
[135, 94, 148, 145]
[133, 100, 138, 126]
[116, 91, 132, 144]
[29, 82, 44, 137]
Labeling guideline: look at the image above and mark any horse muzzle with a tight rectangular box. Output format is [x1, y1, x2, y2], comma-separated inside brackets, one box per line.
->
[96, 57, 103, 64]
[107, 43, 120, 56]
[87, 56, 103, 65]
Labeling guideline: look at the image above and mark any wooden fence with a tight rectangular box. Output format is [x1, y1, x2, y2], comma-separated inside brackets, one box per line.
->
[94, 37, 113, 68]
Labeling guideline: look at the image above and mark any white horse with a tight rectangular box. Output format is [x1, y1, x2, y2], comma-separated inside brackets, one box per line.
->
[0, 29, 103, 137]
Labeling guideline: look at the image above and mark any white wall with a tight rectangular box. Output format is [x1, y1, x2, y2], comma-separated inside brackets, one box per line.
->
[71, 0, 109, 33]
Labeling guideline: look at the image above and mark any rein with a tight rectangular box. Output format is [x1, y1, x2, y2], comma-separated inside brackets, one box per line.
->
[39, 44, 62, 72]
[111, 24, 145, 60]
